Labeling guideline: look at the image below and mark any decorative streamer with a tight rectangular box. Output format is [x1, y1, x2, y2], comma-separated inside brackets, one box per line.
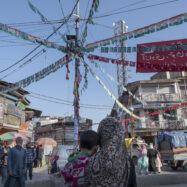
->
[82, 0, 100, 45]
[0, 56, 72, 94]
[65, 55, 70, 80]
[86, 13, 187, 50]
[28, 0, 70, 45]
[87, 54, 136, 67]
[80, 57, 141, 119]
[0, 22, 67, 53]
[90, 59, 146, 105]
[119, 103, 187, 123]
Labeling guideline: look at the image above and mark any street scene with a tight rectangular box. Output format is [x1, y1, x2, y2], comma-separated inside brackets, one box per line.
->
[0, 0, 187, 186]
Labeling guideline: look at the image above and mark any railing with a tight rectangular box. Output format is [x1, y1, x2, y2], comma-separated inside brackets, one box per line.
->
[136, 120, 185, 130]
[141, 93, 180, 102]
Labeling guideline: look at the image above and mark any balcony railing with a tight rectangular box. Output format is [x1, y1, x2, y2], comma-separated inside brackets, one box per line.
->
[141, 93, 180, 102]
[136, 120, 185, 130]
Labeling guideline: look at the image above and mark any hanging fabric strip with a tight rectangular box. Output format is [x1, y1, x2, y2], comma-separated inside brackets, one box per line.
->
[90, 60, 146, 105]
[80, 58, 141, 120]
[119, 103, 187, 123]
[86, 13, 187, 50]
[87, 54, 136, 67]
[0, 22, 67, 53]
[0, 56, 72, 94]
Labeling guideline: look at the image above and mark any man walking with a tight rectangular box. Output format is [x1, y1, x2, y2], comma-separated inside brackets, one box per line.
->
[25, 142, 35, 180]
[37, 145, 43, 167]
[0, 140, 5, 184]
[6, 137, 26, 187]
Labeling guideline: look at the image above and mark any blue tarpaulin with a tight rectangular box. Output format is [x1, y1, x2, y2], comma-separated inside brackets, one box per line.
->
[158, 131, 187, 148]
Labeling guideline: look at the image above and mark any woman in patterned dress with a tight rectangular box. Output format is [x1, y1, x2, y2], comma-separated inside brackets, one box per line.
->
[85, 117, 137, 187]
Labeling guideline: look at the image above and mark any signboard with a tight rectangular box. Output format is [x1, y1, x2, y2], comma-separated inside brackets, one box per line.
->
[7, 104, 23, 117]
[137, 38, 187, 73]
[3, 114, 20, 129]
[0, 103, 4, 119]
[17, 102, 26, 110]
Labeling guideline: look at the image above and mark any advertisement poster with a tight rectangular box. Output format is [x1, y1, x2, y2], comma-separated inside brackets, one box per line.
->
[137, 38, 187, 73]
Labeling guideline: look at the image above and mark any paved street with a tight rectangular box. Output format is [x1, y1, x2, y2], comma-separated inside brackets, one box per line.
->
[1, 165, 187, 187]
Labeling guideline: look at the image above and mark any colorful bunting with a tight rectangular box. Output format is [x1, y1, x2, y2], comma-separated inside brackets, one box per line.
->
[87, 54, 136, 67]
[0, 56, 72, 94]
[80, 57, 141, 119]
[86, 13, 187, 50]
[90, 60, 146, 105]
[0, 22, 67, 53]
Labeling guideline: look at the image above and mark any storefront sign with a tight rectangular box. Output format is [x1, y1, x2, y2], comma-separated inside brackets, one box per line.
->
[17, 102, 26, 110]
[137, 38, 187, 73]
[7, 104, 23, 117]
[3, 114, 20, 129]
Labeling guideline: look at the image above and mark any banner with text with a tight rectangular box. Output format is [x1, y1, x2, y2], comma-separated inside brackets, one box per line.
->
[137, 38, 187, 73]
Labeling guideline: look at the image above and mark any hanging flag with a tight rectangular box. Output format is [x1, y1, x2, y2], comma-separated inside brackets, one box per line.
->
[137, 38, 187, 73]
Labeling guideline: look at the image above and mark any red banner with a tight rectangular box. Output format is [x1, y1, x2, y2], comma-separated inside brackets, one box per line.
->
[137, 38, 187, 73]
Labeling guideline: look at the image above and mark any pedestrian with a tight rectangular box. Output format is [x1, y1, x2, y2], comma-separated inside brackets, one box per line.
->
[1, 146, 10, 185]
[33, 145, 38, 168]
[25, 142, 36, 180]
[5, 137, 26, 187]
[61, 130, 99, 187]
[85, 117, 137, 187]
[147, 143, 158, 174]
[37, 145, 43, 167]
[138, 144, 149, 175]
[156, 151, 162, 173]
[0, 140, 5, 184]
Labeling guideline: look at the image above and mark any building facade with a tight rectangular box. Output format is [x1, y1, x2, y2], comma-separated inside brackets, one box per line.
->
[35, 116, 92, 145]
[0, 81, 30, 135]
[111, 72, 187, 145]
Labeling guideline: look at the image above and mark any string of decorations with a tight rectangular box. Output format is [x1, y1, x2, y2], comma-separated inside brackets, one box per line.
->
[119, 103, 187, 123]
[89, 59, 146, 105]
[0, 56, 72, 94]
[28, 0, 72, 45]
[81, 0, 100, 45]
[85, 12, 187, 51]
[100, 44, 187, 53]
[0, 22, 67, 53]
[87, 54, 136, 67]
[80, 57, 141, 119]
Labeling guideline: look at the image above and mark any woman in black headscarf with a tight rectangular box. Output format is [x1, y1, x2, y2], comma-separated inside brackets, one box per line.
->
[147, 143, 158, 174]
[85, 117, 137, 187]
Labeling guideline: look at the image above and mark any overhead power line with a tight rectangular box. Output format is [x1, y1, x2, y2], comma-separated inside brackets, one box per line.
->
[29, 91, 113, 108]
[0, 49, 45, 80]
[96, 0, 148, 16]
[28, 94, 114, 110]
[93, 0, 179, 19]
[0, 1, 78, 75]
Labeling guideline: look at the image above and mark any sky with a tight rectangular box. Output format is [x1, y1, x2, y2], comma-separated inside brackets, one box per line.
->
[0, 0, 187, 123]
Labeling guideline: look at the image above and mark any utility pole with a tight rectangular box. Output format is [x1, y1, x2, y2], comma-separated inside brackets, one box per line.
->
[113, 20, 128, 134]
[73, 0, 80, 151]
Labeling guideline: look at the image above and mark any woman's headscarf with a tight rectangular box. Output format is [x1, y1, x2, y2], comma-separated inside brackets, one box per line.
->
[85, 117, 134, 187]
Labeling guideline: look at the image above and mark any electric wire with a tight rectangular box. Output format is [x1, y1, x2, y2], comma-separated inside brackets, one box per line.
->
[0, 1, 78, 74]
[92, 0, 180, 19]
[29, 91, 113, 108]
[0, 49, 45, 80]
[28, 94, 115, 110]
[96, 0, 148, 16]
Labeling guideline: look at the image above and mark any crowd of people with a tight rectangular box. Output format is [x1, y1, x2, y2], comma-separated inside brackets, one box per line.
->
[0, 117, 163, 187]
[61, 117, 137, 187]
[0, 138, 44, 187]
[138, 143, 162, 175]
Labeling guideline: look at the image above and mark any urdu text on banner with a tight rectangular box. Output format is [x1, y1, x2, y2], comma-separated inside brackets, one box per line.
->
[136, 38, 187, 73]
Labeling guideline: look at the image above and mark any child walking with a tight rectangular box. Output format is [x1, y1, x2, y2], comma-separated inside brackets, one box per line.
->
[61, 130, 99, 187]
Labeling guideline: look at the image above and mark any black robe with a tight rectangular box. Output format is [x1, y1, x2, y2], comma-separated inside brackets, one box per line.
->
[147, 148, 158, 172]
